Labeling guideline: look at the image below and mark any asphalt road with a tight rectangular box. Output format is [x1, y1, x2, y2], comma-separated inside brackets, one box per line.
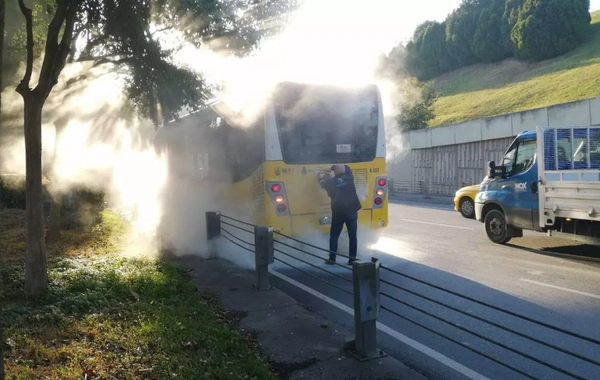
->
[267, 200, 600, 380]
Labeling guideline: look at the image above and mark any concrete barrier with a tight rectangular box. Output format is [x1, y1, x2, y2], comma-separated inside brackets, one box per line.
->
[388, 96, 600, 196]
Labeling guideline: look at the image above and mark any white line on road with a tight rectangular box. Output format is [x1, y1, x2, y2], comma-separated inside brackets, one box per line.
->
[399, 219, 473, 230]
[270, 269, 490, 380]
[520, 279, 600, 299]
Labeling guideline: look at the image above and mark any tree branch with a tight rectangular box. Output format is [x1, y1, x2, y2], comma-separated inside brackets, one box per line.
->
[92, 56, 135, 68]
[50, 1, 79, 87]
[36, 0, 81, 101]
[34, 0, 69, 98]
[16, 0, 34, 96]
[77, 52, 122, 63]
[78, 35, 110, 61]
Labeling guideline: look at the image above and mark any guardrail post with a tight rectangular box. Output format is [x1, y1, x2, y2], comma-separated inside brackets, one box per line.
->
[206, 211, 221, 258]
[254, 226, 274, 291]
[345, 257, 386, 361]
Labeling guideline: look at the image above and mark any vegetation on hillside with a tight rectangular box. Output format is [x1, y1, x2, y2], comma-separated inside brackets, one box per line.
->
[405, 0, 592, 81]
[396, 79, 440, 132]
[429, 10, 600, 127]
[0, 208, 276, 379]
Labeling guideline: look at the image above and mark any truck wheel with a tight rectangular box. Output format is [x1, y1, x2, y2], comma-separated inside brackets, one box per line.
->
[459, 197, 475, 219]
[484, 210, 512, 244]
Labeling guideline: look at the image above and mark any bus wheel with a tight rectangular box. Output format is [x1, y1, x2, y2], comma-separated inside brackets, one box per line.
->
[484, 210, 512, 244]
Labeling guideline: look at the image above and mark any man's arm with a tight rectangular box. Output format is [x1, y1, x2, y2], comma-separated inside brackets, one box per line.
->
[344, 165, 353, 179]
[318, 173, 334, 195]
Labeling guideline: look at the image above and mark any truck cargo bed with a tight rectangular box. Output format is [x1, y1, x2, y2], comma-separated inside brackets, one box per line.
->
[537, 127, 600, 226]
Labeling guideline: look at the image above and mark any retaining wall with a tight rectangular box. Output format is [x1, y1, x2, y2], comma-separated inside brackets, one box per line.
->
[388, 96, 600, 196]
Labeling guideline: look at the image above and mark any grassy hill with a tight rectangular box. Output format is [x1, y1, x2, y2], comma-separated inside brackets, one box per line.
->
[430, 10, 600, 127]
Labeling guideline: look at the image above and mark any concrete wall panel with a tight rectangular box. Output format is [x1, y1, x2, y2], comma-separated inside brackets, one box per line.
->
[431, 125, 456, 147]
[482, 114, 512, 140]
[590, 97, 600, 126]
[547, 99, 591, 127]
[410, 128, 432, 149]
[512, 107, 548, 135]
[454, 120, 483, 144]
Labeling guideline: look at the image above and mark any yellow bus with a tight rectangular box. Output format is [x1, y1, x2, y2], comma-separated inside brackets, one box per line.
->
[155, 81, 388, 238]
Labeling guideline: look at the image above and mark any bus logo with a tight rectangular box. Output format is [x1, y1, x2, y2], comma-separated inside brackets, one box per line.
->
[275, 168, 281, 176]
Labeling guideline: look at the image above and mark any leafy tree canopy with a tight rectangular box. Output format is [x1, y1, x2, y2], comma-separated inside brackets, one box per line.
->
[397, 78, 439, 132]
[510, 0, 591, 61]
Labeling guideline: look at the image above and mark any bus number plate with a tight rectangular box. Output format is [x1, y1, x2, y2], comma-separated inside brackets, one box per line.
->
[319, 217, 332, 225]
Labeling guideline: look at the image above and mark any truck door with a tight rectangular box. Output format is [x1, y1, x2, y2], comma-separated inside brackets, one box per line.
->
[498, 138, 538, 230]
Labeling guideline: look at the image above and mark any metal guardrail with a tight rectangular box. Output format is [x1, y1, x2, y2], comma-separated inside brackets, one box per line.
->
[207, 212, 600, 378]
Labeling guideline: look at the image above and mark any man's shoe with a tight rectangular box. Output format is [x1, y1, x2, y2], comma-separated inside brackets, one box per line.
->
[347, 258, 357, 265]
[325, 259, 336, 265]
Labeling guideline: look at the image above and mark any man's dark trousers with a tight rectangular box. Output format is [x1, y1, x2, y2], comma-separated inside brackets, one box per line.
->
[329, 211, 358, 262]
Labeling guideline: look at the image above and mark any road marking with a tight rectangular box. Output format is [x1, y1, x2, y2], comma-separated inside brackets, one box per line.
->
[399, 219, 473, 230]
[520, 279, 600, 299]
[527, 270, 544, 276]
[270, 269, 490, 380]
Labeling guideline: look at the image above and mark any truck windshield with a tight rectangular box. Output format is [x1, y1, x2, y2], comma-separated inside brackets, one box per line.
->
[273, 82, 379, 165]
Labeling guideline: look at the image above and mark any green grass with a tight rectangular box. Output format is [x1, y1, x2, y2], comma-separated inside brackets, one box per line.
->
[0, 208, 276, 380]
[430, 10, 600, 127]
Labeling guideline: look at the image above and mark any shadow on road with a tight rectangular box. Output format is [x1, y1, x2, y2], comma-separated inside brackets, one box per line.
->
[506, 242, 600, 268]
[271, 248, 600, 380]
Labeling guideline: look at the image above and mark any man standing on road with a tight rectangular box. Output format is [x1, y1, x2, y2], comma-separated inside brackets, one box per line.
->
[318, 164, 362, 265]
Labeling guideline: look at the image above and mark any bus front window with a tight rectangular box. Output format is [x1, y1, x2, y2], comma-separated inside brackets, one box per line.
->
[274, 83, 379, 165]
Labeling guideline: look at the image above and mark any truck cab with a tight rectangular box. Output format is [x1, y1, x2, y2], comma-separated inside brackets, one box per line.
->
[475, 131, 539, 244]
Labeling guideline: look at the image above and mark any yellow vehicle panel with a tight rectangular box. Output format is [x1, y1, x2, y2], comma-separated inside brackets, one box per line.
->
[453, 184, 480, 211]
[219, 159, 388, 237]
[264, 159, 388, 236]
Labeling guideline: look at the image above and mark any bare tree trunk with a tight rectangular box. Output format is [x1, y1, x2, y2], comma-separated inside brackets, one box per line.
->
[47, 117, 68, 241]
[1, 0, 6, 375]
[23, 98, 48, 297]
[15, 0, 79, 297]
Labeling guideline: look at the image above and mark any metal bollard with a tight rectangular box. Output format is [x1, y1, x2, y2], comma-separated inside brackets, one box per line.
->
[253, 226, 274, 291]
[346, 257, 386, 361]
[206, 212, 221, 258]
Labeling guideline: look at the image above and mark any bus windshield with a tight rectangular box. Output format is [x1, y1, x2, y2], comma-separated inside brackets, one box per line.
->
[273, 82, 379, 165]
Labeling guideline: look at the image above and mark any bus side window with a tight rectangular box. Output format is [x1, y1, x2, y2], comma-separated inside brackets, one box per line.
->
[225, 119, 265, 183]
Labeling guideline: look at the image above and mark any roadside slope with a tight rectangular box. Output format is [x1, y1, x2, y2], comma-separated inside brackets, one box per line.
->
[430, 10, 600, 127]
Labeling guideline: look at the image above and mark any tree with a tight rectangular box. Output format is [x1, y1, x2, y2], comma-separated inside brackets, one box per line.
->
[16, 0, 78, 297]
[510, 0, 591, 61]
[0, 0, 5, 372]
[397, 79, 439, 132]
[502, 0, 525, 55]
[406, 21, 457, 80]
[472, 0, 512, 62]
[445, 0, 484, 67]
[15, 0, 293, 297]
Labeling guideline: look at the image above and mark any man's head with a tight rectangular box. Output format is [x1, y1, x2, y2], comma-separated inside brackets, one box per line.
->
[332, 164, 346, 176]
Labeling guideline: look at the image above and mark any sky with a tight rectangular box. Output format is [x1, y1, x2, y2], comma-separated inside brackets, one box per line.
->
[384, 0, 600, 51]
[170, 0, 600, 106]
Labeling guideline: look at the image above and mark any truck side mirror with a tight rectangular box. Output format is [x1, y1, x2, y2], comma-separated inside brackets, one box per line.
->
[487, 161, 496, 179]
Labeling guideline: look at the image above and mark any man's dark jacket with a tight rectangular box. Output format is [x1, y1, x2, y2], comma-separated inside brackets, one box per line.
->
[318, 165, 362, 218]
